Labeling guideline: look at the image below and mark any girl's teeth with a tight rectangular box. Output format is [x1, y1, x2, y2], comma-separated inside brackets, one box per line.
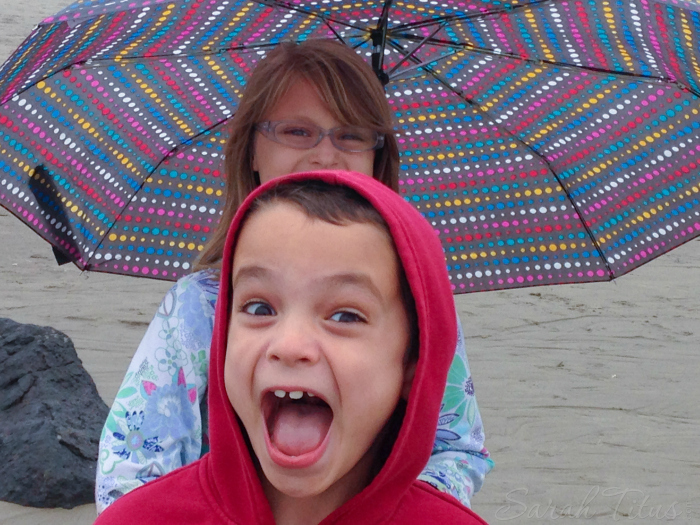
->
[307, 392, 315, 397]
[274, 390, 286, 398]
[289, 391, 303, 400]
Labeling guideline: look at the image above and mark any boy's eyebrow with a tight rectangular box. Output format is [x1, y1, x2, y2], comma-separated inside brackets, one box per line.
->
[231, 265, 271, 288]
[232, 266, 384, 302]
[320, 273, 384, 303]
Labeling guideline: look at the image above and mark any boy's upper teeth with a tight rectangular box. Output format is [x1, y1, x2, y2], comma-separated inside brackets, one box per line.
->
[273, 390, 314, 399]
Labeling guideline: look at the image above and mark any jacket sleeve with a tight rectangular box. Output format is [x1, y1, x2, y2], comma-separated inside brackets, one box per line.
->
[95, 272, 217, 514]
[417, 317, 494, 507]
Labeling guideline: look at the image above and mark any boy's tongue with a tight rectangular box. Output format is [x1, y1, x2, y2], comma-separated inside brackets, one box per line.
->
[270, 402, 333, 456]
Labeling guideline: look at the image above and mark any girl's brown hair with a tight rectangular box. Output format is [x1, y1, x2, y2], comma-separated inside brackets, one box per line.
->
[195, 40, 400, 271]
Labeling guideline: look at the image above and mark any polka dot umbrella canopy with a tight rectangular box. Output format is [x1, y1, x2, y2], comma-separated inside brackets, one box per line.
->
[1, 0, 700, 293]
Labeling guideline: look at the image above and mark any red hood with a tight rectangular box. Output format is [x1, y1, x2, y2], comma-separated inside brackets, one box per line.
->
[207, 170, 457, 524]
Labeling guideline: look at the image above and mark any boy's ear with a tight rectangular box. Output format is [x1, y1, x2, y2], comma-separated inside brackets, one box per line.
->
[401, 360, 417, 401]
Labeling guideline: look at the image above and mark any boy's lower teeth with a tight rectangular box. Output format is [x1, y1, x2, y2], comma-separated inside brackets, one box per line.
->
[271, 402, 333, 456]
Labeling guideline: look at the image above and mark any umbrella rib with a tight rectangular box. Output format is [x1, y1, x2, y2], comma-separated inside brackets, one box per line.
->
[389, 49, 461, 79]
[1, 41, 293, 103]
[84, 120, 230, 271]
[387, 22, 446, 76]
[384, 38, 616, 280]
[389, 0, 552, 32]
[324, 20, 347, 46]
[391, 34, 700, 96]
[255, 0, 369, 32]
[384, 36, 462, 79]
[351, 35, 372, 50]
[0, 60, 82, 105]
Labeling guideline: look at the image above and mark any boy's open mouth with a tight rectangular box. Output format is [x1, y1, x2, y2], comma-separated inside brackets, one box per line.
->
[262, 390, 333, 457]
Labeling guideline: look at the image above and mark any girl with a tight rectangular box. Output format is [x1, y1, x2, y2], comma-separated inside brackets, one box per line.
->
[96, 39, 492, 514]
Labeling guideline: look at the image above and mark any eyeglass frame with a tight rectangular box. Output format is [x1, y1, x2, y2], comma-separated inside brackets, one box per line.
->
[255, 120, 386, 153]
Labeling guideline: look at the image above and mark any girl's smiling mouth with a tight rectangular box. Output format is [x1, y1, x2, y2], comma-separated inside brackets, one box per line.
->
[262, 389, 334, 468]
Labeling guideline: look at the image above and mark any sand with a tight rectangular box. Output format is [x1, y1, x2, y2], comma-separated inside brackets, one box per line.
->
[1, 2, 699, 523]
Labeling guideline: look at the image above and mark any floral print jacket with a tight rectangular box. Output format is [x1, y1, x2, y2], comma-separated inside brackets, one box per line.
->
[95, 270, 493, 513]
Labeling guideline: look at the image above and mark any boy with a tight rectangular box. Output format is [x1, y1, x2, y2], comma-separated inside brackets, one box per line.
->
[95, 170, 486, 524]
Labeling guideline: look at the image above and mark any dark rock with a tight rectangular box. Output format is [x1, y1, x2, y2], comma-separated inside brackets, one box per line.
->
[0, 317, 108, 509]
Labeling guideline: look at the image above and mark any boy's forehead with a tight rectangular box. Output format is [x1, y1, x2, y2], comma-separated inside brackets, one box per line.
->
[230, 200, 401, 287]
[234, 199, 394, 251]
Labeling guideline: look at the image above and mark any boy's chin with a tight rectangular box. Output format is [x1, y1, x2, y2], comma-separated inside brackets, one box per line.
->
[260, 469, 328, 500]
[256, 437, 377, 505]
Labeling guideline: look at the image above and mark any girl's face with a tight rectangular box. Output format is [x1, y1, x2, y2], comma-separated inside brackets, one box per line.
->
[252, 80, 376, 184]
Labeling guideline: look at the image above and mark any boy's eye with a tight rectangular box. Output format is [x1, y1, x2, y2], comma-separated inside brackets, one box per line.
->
[329, 311, 365, 323]
[243, 302, 275, 316]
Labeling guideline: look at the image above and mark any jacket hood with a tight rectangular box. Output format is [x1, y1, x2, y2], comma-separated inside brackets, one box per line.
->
[207, 170, 457, 523]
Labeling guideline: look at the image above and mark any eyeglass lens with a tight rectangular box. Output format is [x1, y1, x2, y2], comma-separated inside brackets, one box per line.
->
[269, 121, 380, 152]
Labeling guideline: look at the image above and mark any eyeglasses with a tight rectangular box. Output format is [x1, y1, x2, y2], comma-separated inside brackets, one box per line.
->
[256, 120, 385, 153]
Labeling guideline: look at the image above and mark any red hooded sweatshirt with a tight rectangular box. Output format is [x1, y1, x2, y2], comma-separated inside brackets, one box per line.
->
[95, 170, 487, 524]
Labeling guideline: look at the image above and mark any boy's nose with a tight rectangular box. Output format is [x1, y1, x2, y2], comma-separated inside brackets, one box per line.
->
[265, 320, 321, 366]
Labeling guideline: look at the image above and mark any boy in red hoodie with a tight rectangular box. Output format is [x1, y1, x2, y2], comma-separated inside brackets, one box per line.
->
[95, 170, 487, 525]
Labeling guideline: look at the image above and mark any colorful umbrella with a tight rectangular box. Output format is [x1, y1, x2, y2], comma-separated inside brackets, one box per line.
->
[1, 0, 699, 293]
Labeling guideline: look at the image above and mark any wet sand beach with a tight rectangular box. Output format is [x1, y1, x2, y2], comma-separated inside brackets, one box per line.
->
[1, 2, 699, 522]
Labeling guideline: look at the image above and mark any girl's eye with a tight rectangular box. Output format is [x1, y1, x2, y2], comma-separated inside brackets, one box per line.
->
[336, 127, 374, 144]
[280, 124, 314, 137]
[243, 302, 275, 316]
[330, 311, 365, 323]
